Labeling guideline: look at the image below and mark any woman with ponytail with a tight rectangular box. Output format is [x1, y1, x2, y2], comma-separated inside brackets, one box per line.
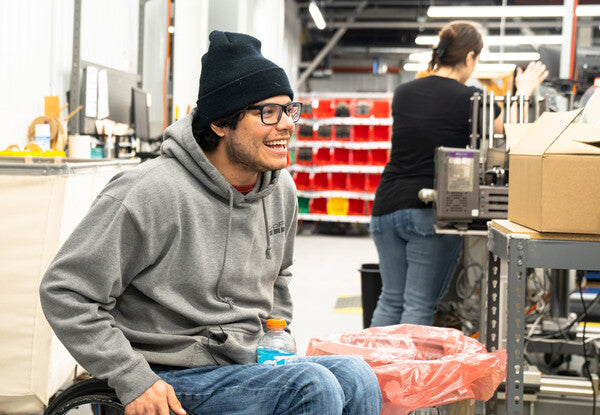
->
[369, 21, 547, 327]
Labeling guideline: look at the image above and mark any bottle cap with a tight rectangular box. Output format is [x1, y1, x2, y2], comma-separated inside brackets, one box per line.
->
[266, 318, 286, 329]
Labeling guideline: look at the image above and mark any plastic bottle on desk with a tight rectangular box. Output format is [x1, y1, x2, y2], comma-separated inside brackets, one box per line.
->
[256, 318, 297, 365]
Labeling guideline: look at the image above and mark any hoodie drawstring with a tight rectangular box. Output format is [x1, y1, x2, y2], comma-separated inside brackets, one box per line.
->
[262, 199, 272, 260]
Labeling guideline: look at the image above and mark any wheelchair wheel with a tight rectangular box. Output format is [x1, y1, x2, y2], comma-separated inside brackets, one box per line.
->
[44, 378, 123, 415]
[46, 394, 123, 415]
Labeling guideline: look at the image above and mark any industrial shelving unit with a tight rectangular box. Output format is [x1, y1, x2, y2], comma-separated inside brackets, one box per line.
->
[485, 219, 600, 415]
[290, 93, 392, 224]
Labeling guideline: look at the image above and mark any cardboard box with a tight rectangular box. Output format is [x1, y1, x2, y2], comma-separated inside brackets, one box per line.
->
[507, 108, 600, 234]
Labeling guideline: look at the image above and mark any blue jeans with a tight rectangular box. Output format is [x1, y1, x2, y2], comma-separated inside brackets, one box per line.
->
[369, 208, 462, 327]
[152, 355, 382, 414]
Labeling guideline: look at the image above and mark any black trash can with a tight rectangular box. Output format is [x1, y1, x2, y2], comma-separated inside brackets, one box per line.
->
[359, 263, 382, 329]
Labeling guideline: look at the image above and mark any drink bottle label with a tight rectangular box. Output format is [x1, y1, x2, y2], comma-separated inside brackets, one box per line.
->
[257, 347, 296, 366]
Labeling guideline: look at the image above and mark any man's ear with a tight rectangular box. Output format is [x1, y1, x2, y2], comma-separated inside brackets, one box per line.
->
[210, 122, 226, 137]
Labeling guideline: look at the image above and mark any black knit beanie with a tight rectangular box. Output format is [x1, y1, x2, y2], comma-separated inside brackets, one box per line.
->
[195, 31, 294, 128]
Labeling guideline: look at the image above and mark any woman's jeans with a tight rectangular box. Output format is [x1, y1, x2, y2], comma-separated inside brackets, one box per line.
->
[153, 355, 382, 414]
[370, 208, 462, 327]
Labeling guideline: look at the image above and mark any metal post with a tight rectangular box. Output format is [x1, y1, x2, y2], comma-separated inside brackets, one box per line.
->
[518, 94, 525, 123]
[550, 270, 570, 319]
[534, 89, 541, 120]
[560, 0, 575, 79]
[485, 250, 501, 415]
[489, 90, 495, 148]
[69, 0, 82, 135]
[481, 91, 488, 149]
[470, 93, 480, 149]
[506, 236, 528, 415]
[505, 91, 511, 125]
[137, 0, 147, 87]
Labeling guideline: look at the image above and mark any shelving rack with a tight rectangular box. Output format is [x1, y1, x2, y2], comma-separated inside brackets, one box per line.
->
[290, 93, 392, 224]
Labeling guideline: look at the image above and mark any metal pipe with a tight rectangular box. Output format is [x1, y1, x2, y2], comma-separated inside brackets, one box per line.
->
[519, 94, 525, 123]
[470, 93, 480, 149]
[482, 91, 488, 147]
[505, 91, 511, 125]
[489, 90, 495, 148]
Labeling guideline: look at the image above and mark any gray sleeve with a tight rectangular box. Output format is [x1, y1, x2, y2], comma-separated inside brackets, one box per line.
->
[39, 195, 160, 405]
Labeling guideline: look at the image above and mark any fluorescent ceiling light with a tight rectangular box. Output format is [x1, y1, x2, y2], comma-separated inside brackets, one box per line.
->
[416, 35, 562, 46]
[427, 5, 600, 18]
[408, 51, 541, 62]
[309, 1, 326, 30]
[403, 63, 516, 72]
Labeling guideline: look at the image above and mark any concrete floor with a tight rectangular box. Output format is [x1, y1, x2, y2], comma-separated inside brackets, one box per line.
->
[289, 232, 379, 355]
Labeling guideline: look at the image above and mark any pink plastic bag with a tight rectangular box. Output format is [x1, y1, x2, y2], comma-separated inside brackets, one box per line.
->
[306, 324, 506, 415]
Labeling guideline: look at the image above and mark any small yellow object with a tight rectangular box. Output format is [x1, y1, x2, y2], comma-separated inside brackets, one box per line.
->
[327, 197, 349, 215]
[0, 143, 65, 158]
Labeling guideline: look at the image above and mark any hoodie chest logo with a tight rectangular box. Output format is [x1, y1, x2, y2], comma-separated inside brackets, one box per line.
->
[268, 221, 285, 236]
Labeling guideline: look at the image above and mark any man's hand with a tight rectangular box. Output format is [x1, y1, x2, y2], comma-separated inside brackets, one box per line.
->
[125, 379, 187, 415]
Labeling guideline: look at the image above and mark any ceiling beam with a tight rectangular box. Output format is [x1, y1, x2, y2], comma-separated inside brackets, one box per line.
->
[297, 1, 368, 88]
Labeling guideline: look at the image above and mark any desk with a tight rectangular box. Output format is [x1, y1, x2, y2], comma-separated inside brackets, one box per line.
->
[485, 220, 600, 414]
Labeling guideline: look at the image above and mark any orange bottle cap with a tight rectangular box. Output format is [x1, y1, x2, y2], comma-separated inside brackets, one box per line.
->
[266, 318, 286, 329]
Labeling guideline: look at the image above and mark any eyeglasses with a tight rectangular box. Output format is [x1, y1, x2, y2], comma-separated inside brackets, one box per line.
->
[245, 102, 303, 125]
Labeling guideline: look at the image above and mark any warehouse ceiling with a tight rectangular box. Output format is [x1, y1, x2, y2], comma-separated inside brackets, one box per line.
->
[295, 0, 600, 73]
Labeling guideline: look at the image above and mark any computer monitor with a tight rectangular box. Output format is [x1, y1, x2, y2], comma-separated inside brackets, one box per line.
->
[131, 88, 150, 141]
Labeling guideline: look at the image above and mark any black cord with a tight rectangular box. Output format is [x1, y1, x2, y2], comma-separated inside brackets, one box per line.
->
[536, 290, 600, 340]
[579, 279, 596, 415]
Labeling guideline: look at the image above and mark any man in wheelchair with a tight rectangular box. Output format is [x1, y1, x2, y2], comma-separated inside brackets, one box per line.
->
[39, 30, 382, 415]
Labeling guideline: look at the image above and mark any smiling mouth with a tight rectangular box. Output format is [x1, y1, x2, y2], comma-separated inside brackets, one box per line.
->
[265, 140, 288, 150]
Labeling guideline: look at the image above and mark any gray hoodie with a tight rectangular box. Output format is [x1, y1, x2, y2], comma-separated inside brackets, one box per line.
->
[39, 113, 298, 405]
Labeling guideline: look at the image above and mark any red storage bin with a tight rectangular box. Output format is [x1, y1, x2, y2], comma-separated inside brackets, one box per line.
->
[348, 173, 366, 192]
[311, 172, 329, 190]
[372, 125, 391, 141]
[309, 197, 328, 214]
[372, 100, 391, 118]
[295, 147, 313, 165]
[351, 149, 369, 165]
[347, 199, 367, 216]
[313, 99, 334, 118]
[298, 124, 315, 141]
[366, 173, 381, 192]
[370, 149, 389, 165]
[333, 125, 351, 140]
[332, 148, 350, 165]
[367, 200, 374, 216]
[351, 125, 370, 141]
[330, 172, 348, 190]
[352, 100, 372, 117]
[293, 171, 311, 190]
[300, 100, 314, 119]
[314, 148, 331, 165]
[334, 99, 352, 117]
[316, 125, 332, 140]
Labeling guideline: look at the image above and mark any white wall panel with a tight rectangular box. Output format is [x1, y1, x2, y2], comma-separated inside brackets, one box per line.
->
[81, 0, 138, 73]
[172, 0, 208, 121]
[0, 0, 73, 150]
[142, 0, 168, 137]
